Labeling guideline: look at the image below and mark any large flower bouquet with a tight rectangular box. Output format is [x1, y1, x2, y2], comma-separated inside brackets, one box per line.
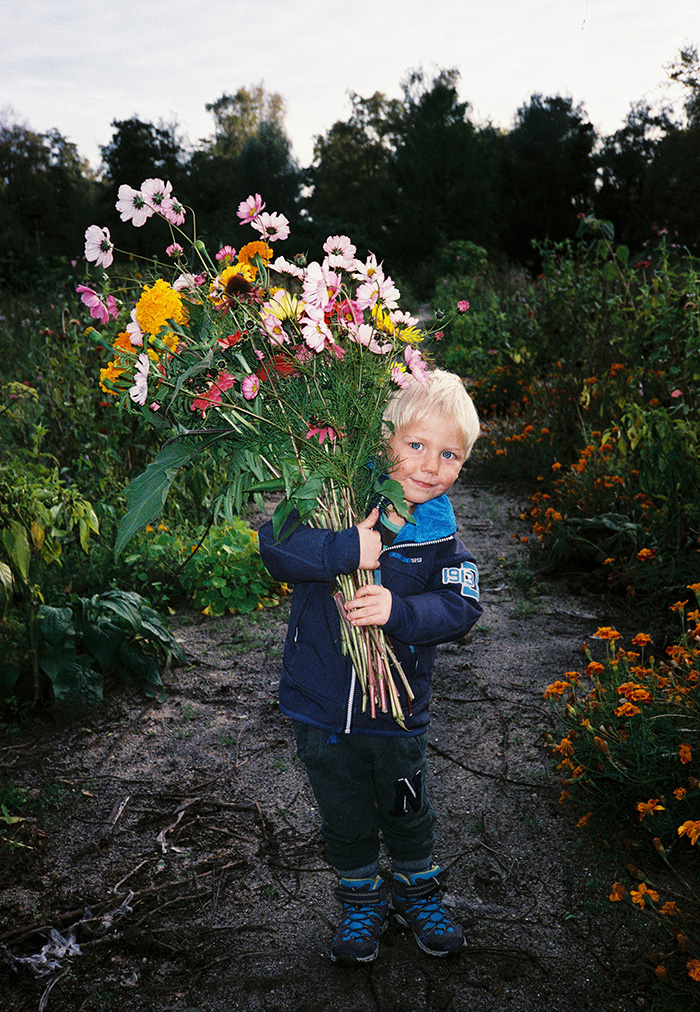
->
[82, 181, 440, 726]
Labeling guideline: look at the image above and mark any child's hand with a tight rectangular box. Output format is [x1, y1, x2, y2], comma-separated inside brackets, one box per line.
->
[356, 508, 381, 570]
[345, 584, 393, 627]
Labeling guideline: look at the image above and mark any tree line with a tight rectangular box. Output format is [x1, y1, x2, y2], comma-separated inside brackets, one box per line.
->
[2, 48, 699, 294]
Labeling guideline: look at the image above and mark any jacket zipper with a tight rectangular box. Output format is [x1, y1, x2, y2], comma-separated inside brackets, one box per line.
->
[379, 534, 454, 555]
[344, 665, 356, 733]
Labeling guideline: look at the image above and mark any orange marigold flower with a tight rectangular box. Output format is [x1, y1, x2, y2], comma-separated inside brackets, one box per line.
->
[551, 461, 562, 471]
[630, 882, 659, 907]
[679, 743, 692, 765]
[577, 812, 592, 827]
[543, 680, 571, 699]
[636, 799, 665, 819]
[615, 700, 642, 717]
[631, 633, 653, 647]
[593, 736, 610, 754]
[553, 737, 575, 756]
[660, 901, 681, 916]
[678, 820, 700, 845]
[637, 548, 656, 561]
[238, 240, 273, 266]
[559, 788, 571, 804]
[687, 582, 700, 595]
[654, 965, 668, 980]
[609, 882, 626, 902]
[593, 627, 622, 641]
[687, 958, 700, 981]
[676, 932, 691, 951]
[585, 661, 605, 677]
[674, 787, 687, 800]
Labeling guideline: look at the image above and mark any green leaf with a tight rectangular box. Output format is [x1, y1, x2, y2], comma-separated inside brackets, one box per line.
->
[2, 522, 31, 583]
[115, 435, 224, 558]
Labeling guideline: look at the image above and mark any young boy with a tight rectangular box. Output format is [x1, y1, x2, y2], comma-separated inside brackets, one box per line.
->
[258, 369, 482, 964]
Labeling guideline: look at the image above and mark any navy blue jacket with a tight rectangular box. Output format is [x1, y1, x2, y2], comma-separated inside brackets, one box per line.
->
[258, 493, 482, 737]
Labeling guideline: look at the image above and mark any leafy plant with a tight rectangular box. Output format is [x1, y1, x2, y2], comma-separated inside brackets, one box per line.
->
[37, 589, 184, 705]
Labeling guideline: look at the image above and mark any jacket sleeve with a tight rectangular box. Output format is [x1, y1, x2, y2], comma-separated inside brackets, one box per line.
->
[381, 548, 482, 647]
[258, 514, 361, 584]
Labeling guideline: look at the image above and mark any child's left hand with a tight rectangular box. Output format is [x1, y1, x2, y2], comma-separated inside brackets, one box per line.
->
[344, 584, 393, 627]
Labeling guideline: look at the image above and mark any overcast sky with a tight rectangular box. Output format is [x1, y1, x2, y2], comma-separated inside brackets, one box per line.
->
[1, 0, 698, 172]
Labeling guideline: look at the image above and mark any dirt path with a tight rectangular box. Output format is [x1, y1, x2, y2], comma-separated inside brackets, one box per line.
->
[1, 473, 653, 1011]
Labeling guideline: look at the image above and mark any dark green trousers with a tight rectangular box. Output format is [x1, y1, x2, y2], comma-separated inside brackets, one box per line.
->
[292, 721, 437, 872]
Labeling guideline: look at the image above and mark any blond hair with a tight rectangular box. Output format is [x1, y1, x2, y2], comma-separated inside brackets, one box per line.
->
[383, 369, 480, 459]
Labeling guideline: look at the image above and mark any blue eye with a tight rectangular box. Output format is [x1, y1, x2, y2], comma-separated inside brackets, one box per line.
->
[409, 441, 422, 450]
[442, 450, 455, 459]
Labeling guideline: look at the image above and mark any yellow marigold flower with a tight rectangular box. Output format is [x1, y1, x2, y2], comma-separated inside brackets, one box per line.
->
[609, 882, 626, 902]
[636, 799, 665, 819]
[660, 901, 681, 916]
[238, 240, 272, 266]
[674, 787, 687, 800]
[136, 278, 187, 336]
[543, 680, 571, 699]
[678, 820, 700, 845]
[630, 882, 659, 907]
[679, 743, 693, 765]
[593, 627, 621, 641]
[687, 958, 700, 981]
[99, 360, 126, 394]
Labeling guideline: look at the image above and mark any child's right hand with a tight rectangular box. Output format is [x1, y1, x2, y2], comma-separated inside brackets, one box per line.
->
[356, 508, 381, 570]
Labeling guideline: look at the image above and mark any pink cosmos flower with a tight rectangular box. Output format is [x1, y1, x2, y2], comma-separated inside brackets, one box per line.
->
[173, 272, 206, 291]
[84, 225, 114, 268]
[142, 177, 172, 210]
[166, 243, 184, 257]
[391, 309, 419, 328]
[306, 425, 337, 445]
[457, 300, 470, 313]
[335, 299, 363, 328]
[250, 211, 290, 242]
[126, 308, 144, 346]
[76, 285, 119, 324]
[129, 353, 150, 405]
[162, 197, 186, 226]
[302, 262, 341, 314]
[302, 315, 334, 352]
[270, 256, 305, 279]
[115, 184, 153, 227]
[261, 313, 290, 346]
[404, 345, 429, 382]
[216, 245, 237, 262]
[391, 366, 413, 389]
[671, 388, 684, 398]
[237, 193, 266, 225]
[323, 235, 357, 270]
[353, 252, 381, 282]
[241, 374, 261, 400]
[347, 323, 391, 355]
[434, 331, 444, 341]
[355, 269, 400, 310]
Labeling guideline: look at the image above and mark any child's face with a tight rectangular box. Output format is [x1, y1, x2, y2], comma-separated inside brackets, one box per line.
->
[387, 414, 466, 512]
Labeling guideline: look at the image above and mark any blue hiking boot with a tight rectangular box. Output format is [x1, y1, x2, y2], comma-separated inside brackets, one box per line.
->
[391, 866, 465, 956]
[330, 875, 389, 964]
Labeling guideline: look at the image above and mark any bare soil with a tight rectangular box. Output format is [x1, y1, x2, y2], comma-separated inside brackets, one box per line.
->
[1, 474, 657, 1011]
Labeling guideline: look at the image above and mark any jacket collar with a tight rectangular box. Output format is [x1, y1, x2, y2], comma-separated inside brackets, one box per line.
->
[392, 493, 456, 545]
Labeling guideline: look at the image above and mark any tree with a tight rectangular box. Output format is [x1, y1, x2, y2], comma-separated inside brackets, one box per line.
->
[503, 94, 597, 264]
[596, 100, 676, 245]
[205, 84, 286, 159]
[389, 69, 504, 282]
[0, 114, 97, 288]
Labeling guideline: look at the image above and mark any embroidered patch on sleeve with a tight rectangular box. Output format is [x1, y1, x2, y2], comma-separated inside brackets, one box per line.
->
[441, 562, 480, 600]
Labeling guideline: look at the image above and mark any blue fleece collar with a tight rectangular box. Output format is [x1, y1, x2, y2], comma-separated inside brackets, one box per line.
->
[391, 493, 457, 545]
